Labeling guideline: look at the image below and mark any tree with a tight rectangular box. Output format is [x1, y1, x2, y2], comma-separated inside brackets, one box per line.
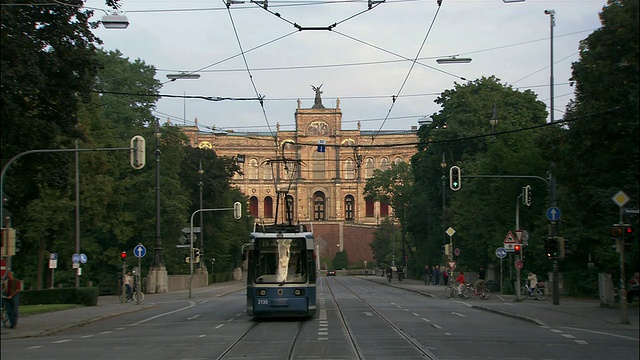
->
[555, 0, 639, 293]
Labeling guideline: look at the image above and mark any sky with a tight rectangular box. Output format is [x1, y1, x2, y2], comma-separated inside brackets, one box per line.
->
[86, 0, 609, 134]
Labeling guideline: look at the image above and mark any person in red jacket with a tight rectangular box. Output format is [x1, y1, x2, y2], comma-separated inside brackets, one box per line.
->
[455, 271, 466, 297]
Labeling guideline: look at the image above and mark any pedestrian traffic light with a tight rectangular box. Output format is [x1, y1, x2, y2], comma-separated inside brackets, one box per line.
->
[442, 243, 451, 256]
[624, 225, 635, 245]
[121, 251, 127, 262]
[611, 224, 623, 240]
[449, 166, 461, 191]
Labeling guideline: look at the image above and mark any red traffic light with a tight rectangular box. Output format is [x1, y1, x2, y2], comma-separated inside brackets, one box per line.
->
[514, 244, 521, 253]
[120, 251, 127, 261]
[625, 226, 633, 235]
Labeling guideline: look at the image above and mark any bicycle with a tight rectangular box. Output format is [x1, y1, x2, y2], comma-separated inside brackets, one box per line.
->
[2, 294, 9, 328]
[444, 283, 459, 298]
[120, 285, 144, 303]
[520, 281, 548, 301]
[460, 283, 491, 300]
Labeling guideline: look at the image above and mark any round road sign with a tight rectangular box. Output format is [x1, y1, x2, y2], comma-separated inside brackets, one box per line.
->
[515, 259, 524, 269]
[495, 247, 507, 259]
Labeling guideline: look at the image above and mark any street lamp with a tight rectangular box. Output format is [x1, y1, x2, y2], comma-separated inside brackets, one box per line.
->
[436, 56, 472, 64]
[101, 13, 129, 29]
[151, 119, 164, 268]
[198, 159, 204, 269]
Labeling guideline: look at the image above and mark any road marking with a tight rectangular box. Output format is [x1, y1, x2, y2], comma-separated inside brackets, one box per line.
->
[561, 334, 576, 339]
[412, 312, 420, 317]
[451, 312, 467, 317]
[131, 301, 196, 326]
[575, 340, 589, 345]
[432, 324, 442, 329]
[215, 324, 224, 329]
[563, 326, 639, 341]
[550, 329, 563, 333]
[27, 346, 43, 350]
[187, 314, 201, 320]
[421, 318, 431, 323]
[99, 331, 113, 335]
[53, 339, 71, 344]
[80, 335, 94, 338]
[199, 334, 206, 338]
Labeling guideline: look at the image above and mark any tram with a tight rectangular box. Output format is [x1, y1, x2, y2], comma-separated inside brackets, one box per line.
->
[245, 223, 317, 319]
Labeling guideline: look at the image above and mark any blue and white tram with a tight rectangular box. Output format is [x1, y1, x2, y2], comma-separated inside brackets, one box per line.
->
[245, 224, 317, 318]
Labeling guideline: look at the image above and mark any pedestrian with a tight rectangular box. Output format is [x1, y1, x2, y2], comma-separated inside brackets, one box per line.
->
[3, 270, 22, 328]
[423, 265, 430, 285]
[455, 271, 465, 297]
[123, 271, 133, 299]
[474, 266, 486, 295]
[442, 268, 449, 285]
[433, 265, 440, 286]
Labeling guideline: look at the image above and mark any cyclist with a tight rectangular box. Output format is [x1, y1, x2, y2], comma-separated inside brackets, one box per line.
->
[385, 265, 393, 282]
[474, 266, 486, 295]
[123, 272, 133, 300]
[527, 272, 538, 295]
[455, 271, 466, 297]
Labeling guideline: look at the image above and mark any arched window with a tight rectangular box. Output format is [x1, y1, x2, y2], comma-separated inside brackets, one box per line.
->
[262, 160, 273, 180]
[394, 156, 403, 165]
[286, 195, 295, 222]
[248, 159, 259, 180]
[250, 196, 259, 218]
[380, 157, 390, 171]
[313, 191, 326, 221]
[365, 157, 375, 178]
[365, 198, 375, 217]
[264, 196, 273, 218]
[344, 158, 354, 180]
[345, 195, 354, 221]
[312, 150, 325, 179]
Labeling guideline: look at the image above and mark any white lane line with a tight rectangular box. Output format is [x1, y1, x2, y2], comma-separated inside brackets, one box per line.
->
[561, 334, 576, 339]
[99, 331, 113, 335]
[80, 335, 94, 338]
[27, 346, 43, 350]
[131, 301, 196, 326]
[550, 329, 563, 333]
[215, 324, 224, 329]
[432, 324, 442, 329]
[412, 312, 420, 317]
[451, 312, 467, 317]
[421, 318, 432, 323]
[575, 340, 589, 345]
[563, 326, 640, 341]
[199, 334, 206, 338]
[53, 339, 71, 344]
[187, 314, 201, 320]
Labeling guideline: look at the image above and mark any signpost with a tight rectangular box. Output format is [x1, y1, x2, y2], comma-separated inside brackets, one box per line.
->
[133, 244, 146, 305]
[495, 247, 506, 295]
[612, 190, 630, 324]
[503, 231, 517, 251]
[49, 253, 58, 288]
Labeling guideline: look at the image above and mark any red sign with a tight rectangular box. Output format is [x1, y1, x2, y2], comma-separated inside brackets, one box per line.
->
[448, 260, 457, 270]
[1, 259, 6, 278]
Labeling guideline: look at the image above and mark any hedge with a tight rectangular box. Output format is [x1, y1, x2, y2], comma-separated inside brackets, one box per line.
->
[21, 287, 99, 306]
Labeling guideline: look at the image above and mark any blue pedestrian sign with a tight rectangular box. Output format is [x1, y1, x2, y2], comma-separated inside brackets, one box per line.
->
[495, 247, 507, 259]
[134, 244, 147, 258]
[546, 207, 561, 222]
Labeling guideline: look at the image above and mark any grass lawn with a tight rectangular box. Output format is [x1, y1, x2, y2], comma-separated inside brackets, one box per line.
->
[21, 304, 82, 316]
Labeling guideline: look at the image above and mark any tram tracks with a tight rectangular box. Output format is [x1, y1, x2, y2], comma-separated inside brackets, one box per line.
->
[215, 320, 304, 360]
[326, 277, 438, 360]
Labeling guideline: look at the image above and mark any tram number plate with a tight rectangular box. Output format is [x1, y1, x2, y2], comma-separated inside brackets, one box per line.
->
[257, 299, 269, 305]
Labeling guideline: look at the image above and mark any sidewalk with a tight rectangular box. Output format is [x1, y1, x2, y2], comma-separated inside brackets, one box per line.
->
[360, 275, 640, 330]
[1, 281, 246, 340]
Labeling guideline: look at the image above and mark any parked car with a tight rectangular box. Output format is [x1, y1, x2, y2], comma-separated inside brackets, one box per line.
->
[326, 270, 336, 276]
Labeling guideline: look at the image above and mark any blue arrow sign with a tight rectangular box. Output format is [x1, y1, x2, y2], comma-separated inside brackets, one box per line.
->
[72, 253, 80, 264]
[79, 253, 88, 264]
[546, 207, 561, 222]
[495, 247, 507, 259]
[134, 244, 147, 258]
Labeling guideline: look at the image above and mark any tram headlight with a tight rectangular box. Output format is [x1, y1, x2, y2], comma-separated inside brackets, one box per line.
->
[294, 289, 305, 296]
[256, 289, 267, 296]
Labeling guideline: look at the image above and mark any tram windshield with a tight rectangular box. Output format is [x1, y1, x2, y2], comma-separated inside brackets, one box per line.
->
[253, 238, 307, 284]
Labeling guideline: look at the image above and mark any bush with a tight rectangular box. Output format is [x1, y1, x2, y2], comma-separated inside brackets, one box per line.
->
[21, 287, 99, 306]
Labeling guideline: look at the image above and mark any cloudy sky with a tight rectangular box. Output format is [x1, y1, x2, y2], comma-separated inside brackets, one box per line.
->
[87, 0, 609, 133]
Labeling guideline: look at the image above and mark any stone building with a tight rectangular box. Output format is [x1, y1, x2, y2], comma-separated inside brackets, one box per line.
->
[178, 87, 418, 266]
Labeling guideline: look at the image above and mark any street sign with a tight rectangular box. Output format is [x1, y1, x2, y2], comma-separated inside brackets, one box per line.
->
[454, 248, 460, 257]
[79, 253, 87, 264]
[612, 190, 630, 208]
[446, 227, 456, 237]
[495, 247, 507, 259]
[546, 207, 561, 222]
[72, 253, 80, 264]
[317, 139, 326, 153]
[504, 231, 517, 251]
[447, 260, 456, 270]
[1, 259, 6, 278]
[49, 253, 58, 269]
[134, 244, 147, 258]
[515, 259, 524, 269]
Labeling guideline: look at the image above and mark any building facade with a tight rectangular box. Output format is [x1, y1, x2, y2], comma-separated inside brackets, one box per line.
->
[178, 88, 418, 265]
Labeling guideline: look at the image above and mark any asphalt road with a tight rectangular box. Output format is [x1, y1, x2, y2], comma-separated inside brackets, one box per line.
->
[1, 276, 638, 360]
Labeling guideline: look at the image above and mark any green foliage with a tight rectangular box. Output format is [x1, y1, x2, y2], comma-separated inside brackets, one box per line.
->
[332, 251, 349, 270]
[21, 287, 98, 306]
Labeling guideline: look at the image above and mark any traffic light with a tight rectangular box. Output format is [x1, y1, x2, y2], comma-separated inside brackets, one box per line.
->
[442, 243, 451, 256]
[611, 224, 624, 240]
[544, 237, 558, 258]
[120, 251, 127, 262]
[194, 248, 201, 263]
[234, 201, 242, 220]
[624, 225, 635, 245]
[449, 166, 461, 191]
[130, 135, 146, 170]
[514, 244, 521, 255]
[523, 185, 532, 207]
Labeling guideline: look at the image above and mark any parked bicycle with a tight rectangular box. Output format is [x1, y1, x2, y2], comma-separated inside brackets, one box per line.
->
[460, 283, 491, 300]
[520, 281, 548, 301]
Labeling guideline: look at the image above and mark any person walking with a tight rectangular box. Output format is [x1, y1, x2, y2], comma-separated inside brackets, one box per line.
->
[3, 270, 22, 329]
[423, 265, 430, 285]
[442, 268, 449, 286]
[123, 272, 133, 300]
[433, 265, 440, 286]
